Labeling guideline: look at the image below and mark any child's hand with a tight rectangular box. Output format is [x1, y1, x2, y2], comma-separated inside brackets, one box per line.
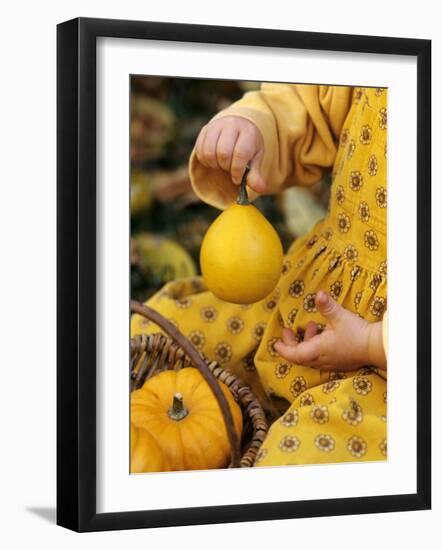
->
[274, 291, 386, 371]
[195, 116, 266, 193]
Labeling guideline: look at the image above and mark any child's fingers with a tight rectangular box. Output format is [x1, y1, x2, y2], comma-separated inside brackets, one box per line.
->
[273, 340, 294, 361]
[275, 337, 321, 366]
[216, 126, 240, 172]
[247, 152, 267, 193]
[315, 290, 343, 326]
[304, 320, 319, 341]
[199, 124, 222, 169]
[230, 131, 256, 184]
[195, 125, 208, 162]
[292, 340, 321, 365]
[282, 327, 297, 344]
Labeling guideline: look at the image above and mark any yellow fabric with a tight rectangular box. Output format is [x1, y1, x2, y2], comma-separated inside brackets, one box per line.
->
[132, 85, 388, 466]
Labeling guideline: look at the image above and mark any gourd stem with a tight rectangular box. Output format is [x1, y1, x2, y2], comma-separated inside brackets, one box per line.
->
[236, 165, 251, 205]
[168, 393, 188, 421]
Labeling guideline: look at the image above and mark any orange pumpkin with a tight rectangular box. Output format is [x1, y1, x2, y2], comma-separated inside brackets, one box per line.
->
[130, 424, 169, 473]
[131, 368, 243, 471]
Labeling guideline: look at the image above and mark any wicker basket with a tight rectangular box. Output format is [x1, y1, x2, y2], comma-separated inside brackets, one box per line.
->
[130, 300, 268, 468]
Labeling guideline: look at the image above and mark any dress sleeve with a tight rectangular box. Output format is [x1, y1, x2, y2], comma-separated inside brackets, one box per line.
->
[189, 83, 353, 209]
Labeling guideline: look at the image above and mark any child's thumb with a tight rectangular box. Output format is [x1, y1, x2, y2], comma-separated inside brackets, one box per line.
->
[316, 290, 343, 325]
[247, 154, 267, 194]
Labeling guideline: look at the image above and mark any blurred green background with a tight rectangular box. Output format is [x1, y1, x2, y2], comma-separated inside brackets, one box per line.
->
[130, 76, 329, 302]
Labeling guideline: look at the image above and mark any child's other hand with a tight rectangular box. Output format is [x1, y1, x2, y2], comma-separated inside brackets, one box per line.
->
[274, 291, 386, 371]
[195, 116, 266, 193]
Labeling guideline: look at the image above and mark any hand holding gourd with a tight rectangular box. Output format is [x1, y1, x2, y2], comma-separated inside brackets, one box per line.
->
[195, 116, 266, 194]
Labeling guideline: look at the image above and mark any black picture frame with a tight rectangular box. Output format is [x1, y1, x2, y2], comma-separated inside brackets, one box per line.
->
[57, 17, 431, 532]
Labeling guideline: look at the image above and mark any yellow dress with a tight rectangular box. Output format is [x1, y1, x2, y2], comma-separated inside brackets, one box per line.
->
[131, 84, 388, 466]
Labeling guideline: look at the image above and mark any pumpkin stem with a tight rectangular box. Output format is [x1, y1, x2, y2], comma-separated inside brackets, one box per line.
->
[168, 392, 188, 421]
[236, 165, 251, 205]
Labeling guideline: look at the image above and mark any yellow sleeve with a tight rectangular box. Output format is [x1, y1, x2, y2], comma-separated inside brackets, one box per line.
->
[189, 83, 353, 209]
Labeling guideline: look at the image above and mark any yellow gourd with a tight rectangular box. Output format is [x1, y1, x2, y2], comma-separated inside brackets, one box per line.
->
[131, 171, 153, 216]
[131, 368, 243, 471]
[200, 170, 283, 304]
[130, 424, 169, 473]
[132, 233, 197, 283]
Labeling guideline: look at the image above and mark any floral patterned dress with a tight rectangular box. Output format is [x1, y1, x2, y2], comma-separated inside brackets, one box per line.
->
[131, 85, 388, 466]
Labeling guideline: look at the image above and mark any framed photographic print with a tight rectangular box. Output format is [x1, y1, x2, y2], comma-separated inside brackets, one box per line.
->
[57, 17, 431, 532]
